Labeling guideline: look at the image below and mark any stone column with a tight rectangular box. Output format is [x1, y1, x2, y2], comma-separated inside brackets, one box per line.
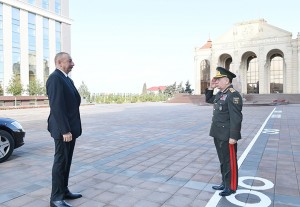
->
[194, 55, 201, 95]
[2, 4, 12, 95]
[285, 48, 293, 93]
[298, 33, 300, 93]
[20, 9, 29, 95]
[258, 48, 268, 94]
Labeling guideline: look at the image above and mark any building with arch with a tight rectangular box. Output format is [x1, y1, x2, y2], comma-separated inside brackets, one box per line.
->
[0, 0, 71, 95]
[194, 19, 300, 95]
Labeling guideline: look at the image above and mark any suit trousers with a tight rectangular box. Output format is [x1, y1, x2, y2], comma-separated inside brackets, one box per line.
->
[51, 138, 76, 201]
[213, 137, 238, 190]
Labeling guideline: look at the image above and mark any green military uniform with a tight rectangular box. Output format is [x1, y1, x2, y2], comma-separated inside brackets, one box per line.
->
[205, 67, 243, 194]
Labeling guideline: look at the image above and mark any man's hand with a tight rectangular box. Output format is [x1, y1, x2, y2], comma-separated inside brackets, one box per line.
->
[63, 132, 72, 142]
[229, 138, 237, 145]
[209, 78, 217, 89]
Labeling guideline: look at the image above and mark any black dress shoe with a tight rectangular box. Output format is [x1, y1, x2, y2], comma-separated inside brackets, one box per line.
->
[64, 192, 82, 199]
[50, 200, 72, 207]
[212, 184, 225, 190]
[219, 188, 236, 196]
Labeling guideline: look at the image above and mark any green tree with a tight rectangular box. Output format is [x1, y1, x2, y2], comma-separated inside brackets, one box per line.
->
[164, 82, 177, 96]
[0, 84, 3, 96]
[184, 80, 194, 94]
[6, 74, 24, 96]
[78, 81, 90, 101]
[177, 82, 184, 93]
[27, 78, 45, 95]
[142, 82, 147, 94]
[42, 83, 47, 95]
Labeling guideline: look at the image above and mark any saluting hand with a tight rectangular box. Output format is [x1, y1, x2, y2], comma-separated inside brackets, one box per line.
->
[63, 132, 72, 142]
[210, 78, 217, 89]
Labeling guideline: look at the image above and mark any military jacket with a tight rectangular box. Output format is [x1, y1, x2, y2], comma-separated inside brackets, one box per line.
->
[205, 85, 243, 141]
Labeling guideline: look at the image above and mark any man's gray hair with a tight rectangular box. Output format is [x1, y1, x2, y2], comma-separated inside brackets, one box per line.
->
[54, 52, 69, 64]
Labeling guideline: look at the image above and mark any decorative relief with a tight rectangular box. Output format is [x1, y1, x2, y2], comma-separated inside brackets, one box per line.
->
[222, 38, 279, 49]
[259, 47, 264, 55]
[242, 25, 255, 36]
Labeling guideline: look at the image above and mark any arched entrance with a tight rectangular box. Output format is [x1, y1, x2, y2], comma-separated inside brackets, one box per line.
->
[239, 51, 259, 94]
[266, 50, 284, 93]
[246, 54, 259, 94]
[200, 60, 210, 94]
[219, 54, 232, 69]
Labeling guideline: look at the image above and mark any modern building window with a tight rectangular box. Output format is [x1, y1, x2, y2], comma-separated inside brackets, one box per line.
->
[270, 56, 283, 93]
[28, 12, 36, 83]
[12, 7, 20, 76]
[43, 17, 49, 82]
[55, 0, 61, 14]
[28, 0, 35, 5]
[55, 21, 61, 53]
[42, 0, 49, 9]
[247, 57, 259, 94]
[0, 3, 3, 88]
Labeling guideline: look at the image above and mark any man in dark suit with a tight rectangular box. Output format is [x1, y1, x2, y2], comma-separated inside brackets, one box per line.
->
[46, 52, 82, 207]
[205, 67, 243, 197]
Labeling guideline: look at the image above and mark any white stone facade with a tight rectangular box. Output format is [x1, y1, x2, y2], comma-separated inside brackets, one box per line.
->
[194, 19, 300, 95]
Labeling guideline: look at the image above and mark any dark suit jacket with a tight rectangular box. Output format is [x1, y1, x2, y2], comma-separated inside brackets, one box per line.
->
[46, 69, 82, 139]
[205, 85, 243, 141]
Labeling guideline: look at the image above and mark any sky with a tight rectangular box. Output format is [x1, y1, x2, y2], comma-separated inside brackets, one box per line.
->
[69, 0, 300, 94]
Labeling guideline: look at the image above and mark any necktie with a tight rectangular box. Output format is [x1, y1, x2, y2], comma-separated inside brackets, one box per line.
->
[66, 76, 77, 92]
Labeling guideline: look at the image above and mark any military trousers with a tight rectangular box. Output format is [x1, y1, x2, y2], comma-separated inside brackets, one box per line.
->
[213, 137, 238, 190]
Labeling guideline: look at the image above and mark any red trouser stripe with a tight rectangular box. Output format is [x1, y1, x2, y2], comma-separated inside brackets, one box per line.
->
[229, 144, 237, 190]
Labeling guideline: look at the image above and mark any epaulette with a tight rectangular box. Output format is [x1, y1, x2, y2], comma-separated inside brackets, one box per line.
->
[229, 88, 236, 93]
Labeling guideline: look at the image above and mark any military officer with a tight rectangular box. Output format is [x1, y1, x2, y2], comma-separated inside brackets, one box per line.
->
[205, 66, 243, 196]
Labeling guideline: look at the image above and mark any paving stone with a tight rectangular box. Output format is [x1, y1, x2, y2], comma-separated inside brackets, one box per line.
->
[1, 103, 299, 206]
[109, 195, 140, 207]
[21, 199, 49, 207]
[165, 194, 194, 207]
[77, 199, 106, 207]
[3, 195, 36, 207]
[133, 200, 161, 207]
[93, 191, 121, 203]
[146, 191, 172, 204]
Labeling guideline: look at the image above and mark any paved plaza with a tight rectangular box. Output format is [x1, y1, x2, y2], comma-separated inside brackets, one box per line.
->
[0, 103, 299, 207]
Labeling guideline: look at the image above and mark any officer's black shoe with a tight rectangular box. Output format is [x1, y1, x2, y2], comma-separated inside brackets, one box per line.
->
[219, 188, 236, 196]
[212, 184, 225, 190]
[64, 192, 82, 199]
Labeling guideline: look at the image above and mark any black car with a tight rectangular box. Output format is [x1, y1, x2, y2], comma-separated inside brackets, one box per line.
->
[0, 118, 25, 163]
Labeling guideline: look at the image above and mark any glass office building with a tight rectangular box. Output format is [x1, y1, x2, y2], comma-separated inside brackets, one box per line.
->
[0, 0, 71, 95]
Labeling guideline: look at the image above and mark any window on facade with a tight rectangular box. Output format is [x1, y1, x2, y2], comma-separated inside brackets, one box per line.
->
[0, 3, 3, 88]
[28, 0, 35, 5]
[247, 57, 259, 94]
[270, 56, 283, 93]
[42, 0, 49, 9]
[28, 12, 36, 83]
[200, 60, 210, 94]
[55, 21, 61, 53]
[12, 51, 20, 75]
[55, 0, 61, 14]
[12, 7, 20, 76]
[43, 17, 49, 82]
